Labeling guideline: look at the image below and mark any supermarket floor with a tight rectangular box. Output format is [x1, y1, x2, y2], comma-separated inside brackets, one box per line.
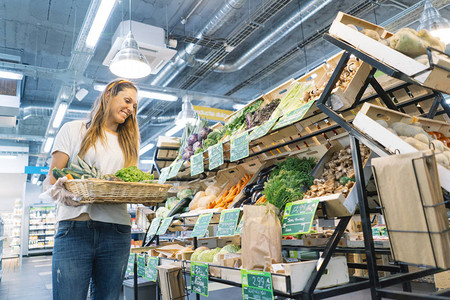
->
[0, 255, 438, 300]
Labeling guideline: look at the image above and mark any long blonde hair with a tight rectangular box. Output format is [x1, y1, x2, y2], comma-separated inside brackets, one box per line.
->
[78, 79, 140, 167]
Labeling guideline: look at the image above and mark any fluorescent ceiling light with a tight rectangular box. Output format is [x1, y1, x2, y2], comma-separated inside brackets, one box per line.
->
[44, 137, 55, 153]
[31, 176, 38, 185]
[53, 103, 68, 128]
[93, 83, 107, 91]
[165, 124, 184, 137]
[75, 88, 89, 101]
[0, 70, 23, 80]
[0, 155, 18, 159]
[139, 143, 155, 155]
[86, 0, 117, 48]
[139, 90, 178, 102]
[140, 159, 154, 164]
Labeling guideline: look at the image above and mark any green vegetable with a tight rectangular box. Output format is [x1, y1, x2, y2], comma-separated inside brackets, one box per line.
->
[271, 82, 313, 120]
[263, 157, 316, 211]
[177, 188, 193, 200]
[339, 176, 355, 186]
[197, 250, 215, 263]
[52, 168, 66, 180]
[165, 197, 180, 210]
[219, 244, 240, 254]
[156, 207, 170, 218]
[225, 99, 263, 136]
[62, 168, 83, 179]
[115, 166, 154, 182]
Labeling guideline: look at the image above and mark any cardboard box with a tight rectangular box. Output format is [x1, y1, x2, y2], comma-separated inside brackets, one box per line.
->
[156, 265, 186, 300]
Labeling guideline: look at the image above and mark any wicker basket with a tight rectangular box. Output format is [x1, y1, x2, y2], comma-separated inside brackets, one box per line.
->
[64, 179, 171, 205]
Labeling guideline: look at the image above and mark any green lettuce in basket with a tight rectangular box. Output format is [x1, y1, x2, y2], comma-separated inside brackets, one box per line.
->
[115, 166, 154, 182]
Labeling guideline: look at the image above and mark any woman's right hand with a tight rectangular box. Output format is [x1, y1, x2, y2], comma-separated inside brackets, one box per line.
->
[42, 176, 83, 207]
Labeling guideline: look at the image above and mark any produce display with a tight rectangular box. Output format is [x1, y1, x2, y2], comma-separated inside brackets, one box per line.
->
[210, 174, 252, 209]
[178, 116, 211, 161]
[191, 244, 241, 263]
[189, 185, 222, 211]
[245, 99, 280, 129]
[303, 145, 370, 199]
[156, 188, 194, 218]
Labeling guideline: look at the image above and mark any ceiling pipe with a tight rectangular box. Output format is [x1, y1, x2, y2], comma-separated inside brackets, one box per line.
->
[197, 0, 334, 73]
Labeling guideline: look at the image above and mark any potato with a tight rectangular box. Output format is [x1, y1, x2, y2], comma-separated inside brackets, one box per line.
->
[379, 39, 389, 46]
[414, 133, 430, 144]
[376, 119, 389, 128]
[431, 139, 445, 152]
[404, 137, 429, 150]
[389, 28, 427, 58]
[387, 128, 397, 135]
[362, 29, 380, 41]
[443, 151, 450, 162]
[436, 153, 449, 167]
[347, 24, 358, 31]
[392, 122, 425, 137]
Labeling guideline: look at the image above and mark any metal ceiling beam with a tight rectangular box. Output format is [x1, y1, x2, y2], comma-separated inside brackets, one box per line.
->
[0, 133, 45, 142]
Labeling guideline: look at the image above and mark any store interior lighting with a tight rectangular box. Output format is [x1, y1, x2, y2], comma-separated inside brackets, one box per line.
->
[138, 90, 178, 102]
[139, 143, 155, 155]
[85, 0, 117, 48]
[175, 95, 197, 126]
[109, 0, 151, 79]
[31, 176, 38, 185]
[417, 0, 450, 44]
[43, 137, 55, 153]
[0, 155, 18, 159]
[0, 70, 23, 80]
[75, 88, 89, 101]
[52, 102, 68, 128]
[165, 124, 184, 137]
[140, 159, 154, 164]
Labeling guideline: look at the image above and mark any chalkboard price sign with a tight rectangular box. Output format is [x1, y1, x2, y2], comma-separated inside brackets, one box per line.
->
[282, 199, 319, 236]
[208, 143, 224, 170]
[191, 262, 209, 297]
[191, 213, 213, 238]
[156, 216, 174, 235]
[145, 256, 159, 282]
[217, 209, 240, 237]
[241, 269, 273, 300]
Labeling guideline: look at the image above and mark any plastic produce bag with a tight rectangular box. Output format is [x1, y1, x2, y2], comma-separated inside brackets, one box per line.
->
[241, 204, 282, 270]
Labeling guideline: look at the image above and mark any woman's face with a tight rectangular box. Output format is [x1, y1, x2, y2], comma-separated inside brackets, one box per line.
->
[108, 88, 138, 125]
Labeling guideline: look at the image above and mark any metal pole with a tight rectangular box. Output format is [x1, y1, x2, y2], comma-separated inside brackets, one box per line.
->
[134, 253, 139, 300]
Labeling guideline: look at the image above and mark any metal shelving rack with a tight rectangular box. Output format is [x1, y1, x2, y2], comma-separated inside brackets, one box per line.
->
[27, 205, 56, 255]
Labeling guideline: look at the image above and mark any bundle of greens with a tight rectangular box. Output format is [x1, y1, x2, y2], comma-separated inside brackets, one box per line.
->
[245, 99, 280, 129]
[224, 99, 263, 136]
[271, 82, 313, 120]
[263, 157, 316, 212]
[115, 166, 154, 182]
[177, 115, 209, 161]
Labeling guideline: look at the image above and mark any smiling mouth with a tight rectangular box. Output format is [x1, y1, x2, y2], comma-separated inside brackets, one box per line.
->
[120, 111, 128, 118]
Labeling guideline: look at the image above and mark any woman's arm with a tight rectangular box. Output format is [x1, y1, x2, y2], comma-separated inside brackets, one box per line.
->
[48, 151, 70, 184]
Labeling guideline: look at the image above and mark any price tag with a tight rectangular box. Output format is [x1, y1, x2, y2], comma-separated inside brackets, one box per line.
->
[241, 269, 273, 300]
[235, 215, 244, 235]
[190, 152, 204, 176]
[282, 199, 319, 236]
[191, 262, 209, 297]
[137, 254, 146, 277]
[144, 256, 159, 282]
[156, 216, 174, 235]
[147, 217, 162, 237]
[125, 253, 135, 277]
[272, 100, 316, 130]
[217, 209, 240, 236]
[208, 143, 224, 170]
[158, 167, 171, 184]
[248, 118, 278, 141]
[168, 160, 183, 179]
[191, 213, 213, 238]
[230, 131, 249, 162]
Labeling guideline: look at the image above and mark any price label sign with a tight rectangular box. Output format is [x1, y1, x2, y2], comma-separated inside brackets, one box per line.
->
[147, 217, 162, 237]
[190, 152, 204, 176]
[208, 143, 224, 170]
[191, 262, 209, 297]
[158, 167, 171, 184]
[137, 254, 146, 277]
[144, 256, 159, 282]
[282, 199, 319, 236]
[156, 216, 174, 235]
[217, 208, 240, 236]
[191, 213, 213, 238]
[168, 160, 183, 179]
[230, 131, 249, 162]
[272, 100, 316, 131]
[235, 215, 244, 235]
[125, 253, 135, 277]
[241, 269, 274, 300]
[248, 118, 278, 141]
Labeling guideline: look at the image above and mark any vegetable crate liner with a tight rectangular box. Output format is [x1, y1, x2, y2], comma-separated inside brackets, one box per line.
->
[65, 179, 171, 205]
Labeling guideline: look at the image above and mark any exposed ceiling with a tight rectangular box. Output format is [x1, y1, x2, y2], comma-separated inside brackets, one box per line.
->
[0, 0, 449, 181]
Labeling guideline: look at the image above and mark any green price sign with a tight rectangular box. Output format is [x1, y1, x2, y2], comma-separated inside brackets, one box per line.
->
[248, 118, 278, 141]
[147, 217, 162, 237]
[235, 215, 244, 235]
[191, 213, 213, 238]
[230, 131, 249, 162]
[191, 262, 209, 297]
[190, 152, 204, 176]
[158, 167, 171, 184]
[241, 269, 273, 300]
[156, 216, 174, 235]
[282, 199, 319, 236]
[208, 143, 224, 170]
[217, 208, 240, 236]
[168, 160, 183, 179]
[272, 100, 316, 131]
[144, 256, 159, 282]
[125, 253, 135, 277]
[137, 254, 146, 277]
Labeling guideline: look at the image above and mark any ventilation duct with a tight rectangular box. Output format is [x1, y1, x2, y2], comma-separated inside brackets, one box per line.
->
[0, 54, 22, 128]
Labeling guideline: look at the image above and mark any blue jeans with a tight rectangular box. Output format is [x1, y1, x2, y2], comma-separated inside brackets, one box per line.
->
[52, 220, 131, 300]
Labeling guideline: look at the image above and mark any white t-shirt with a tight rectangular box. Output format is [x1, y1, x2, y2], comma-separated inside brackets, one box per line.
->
[52, 120, 131, 225]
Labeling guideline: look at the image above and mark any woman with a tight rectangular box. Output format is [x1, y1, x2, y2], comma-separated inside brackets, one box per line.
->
[44, 79, 139, 300]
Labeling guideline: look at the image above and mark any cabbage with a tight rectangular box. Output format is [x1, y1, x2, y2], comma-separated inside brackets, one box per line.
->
[219, 244, 240, 254]
[197, 250, 215, 263]
[212, 247, 221, 255]
[156, 207, 170, 218]
[191, 250, 203, 262]
[177, 189, 193, 199]
[165, 197, 180, 210]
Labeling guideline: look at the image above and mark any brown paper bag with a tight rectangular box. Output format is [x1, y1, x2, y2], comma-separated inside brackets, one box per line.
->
[242, 204, 282, 270]
[371, 150, 450, 268]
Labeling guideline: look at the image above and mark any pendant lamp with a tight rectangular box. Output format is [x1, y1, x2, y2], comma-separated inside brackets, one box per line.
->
[109, 0, 151, 78]
[175, 95, 197, 126]
[417, 0, 450, 45]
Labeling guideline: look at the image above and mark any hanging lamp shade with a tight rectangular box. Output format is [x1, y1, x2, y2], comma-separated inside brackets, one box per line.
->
[175, 95, 197, 126]
[417, 0, 450, 44]
[109, 31, 152, 79]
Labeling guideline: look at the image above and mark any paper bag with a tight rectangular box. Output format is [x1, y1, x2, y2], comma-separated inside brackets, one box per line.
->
[371, 150, 450, 268]
[242, 204, 282, 270]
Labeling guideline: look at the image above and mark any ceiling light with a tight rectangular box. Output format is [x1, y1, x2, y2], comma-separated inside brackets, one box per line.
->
[93, 83, 107, 91]
[31, 176, 38, 185]
[165, 124, 184, 137]
[86, 0, 117, 48]
[417, 0, 450, 44]
[0, 155, 18, 159]
[53, 102, 68, 128]
[44, 137, 55, 153]
[140, 159, 154, 164]
[139, 143, 155, 155]
[0, 70, 23, 80]
[75, 88, 89, 101]
[139, 90, 178, 102]
[175, 95, 197, 126]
